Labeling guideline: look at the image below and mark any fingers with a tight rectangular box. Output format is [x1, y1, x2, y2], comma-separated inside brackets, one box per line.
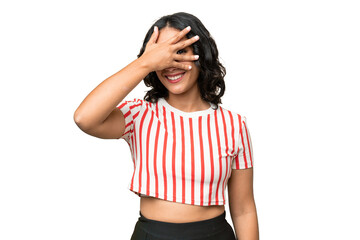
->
[172, 54, 199, 71]
[148, 26, 159, 44]
[173, 35, 200, 51]
[174, 54, 199, 62]
[169, 26, 192, 44]
[172, 62, 193, 71]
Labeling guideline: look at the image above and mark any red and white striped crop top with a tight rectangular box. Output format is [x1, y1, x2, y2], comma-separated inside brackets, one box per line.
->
[117, 97, 253, 206]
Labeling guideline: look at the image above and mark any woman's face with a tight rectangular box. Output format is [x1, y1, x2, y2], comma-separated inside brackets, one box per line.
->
[155, 27, 200, 98]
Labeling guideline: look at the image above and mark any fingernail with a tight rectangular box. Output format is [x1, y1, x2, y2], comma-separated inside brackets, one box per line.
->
[195, 55, 199, 59]
[194, 35, 199, 40]
[186, 26, 191, 31]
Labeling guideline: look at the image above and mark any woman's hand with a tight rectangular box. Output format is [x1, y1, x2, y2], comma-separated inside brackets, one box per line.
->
[140, 26, 200, 72]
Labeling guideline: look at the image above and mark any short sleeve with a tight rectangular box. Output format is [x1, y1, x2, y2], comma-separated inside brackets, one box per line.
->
[116, 98, 143, 142]
[232, 115, 254, 170]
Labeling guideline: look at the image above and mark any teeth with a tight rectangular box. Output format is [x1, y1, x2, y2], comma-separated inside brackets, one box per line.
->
[167, 73, 184, 81]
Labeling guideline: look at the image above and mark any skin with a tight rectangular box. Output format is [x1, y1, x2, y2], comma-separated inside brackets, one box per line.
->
[228, 168, 259, 239]
[73, 24, 258, 238]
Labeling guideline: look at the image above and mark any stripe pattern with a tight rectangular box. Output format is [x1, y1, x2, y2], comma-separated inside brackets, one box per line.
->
[117, 97, 253, 206]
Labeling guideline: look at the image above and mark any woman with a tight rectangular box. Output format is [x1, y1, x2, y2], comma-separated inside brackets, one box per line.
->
[74, 12, 259, 240]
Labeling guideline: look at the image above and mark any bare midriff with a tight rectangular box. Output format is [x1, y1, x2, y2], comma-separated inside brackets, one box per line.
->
[140, 195, 225, 223]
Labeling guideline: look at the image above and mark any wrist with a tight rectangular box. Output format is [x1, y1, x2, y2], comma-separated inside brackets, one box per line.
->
[137, 54, 154, 73]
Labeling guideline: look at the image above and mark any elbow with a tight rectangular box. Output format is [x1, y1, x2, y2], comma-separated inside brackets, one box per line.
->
[73, 110, 81, 125]
[73, 110, 91, 131]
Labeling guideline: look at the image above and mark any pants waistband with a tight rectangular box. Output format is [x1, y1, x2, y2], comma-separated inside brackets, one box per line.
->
[137, 210, 228, 238]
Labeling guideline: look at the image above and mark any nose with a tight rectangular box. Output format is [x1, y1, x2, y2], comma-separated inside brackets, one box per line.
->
[163, 67, 180, 72]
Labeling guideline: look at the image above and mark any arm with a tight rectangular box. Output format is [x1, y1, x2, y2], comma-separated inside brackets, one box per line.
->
[73, 26, 199, 138]
[228, 168, 259, 240]
[73, 56, 150, 131]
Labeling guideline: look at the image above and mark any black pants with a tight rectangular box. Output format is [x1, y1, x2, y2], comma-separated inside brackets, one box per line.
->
[130, 209, 236, 240]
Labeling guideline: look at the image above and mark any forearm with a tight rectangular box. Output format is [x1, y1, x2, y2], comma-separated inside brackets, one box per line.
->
[232, 211, 259, 240]
[74, 56, 150, 129]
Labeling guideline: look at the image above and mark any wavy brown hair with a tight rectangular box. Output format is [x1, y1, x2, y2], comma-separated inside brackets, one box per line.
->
[137, 12, 226, 110]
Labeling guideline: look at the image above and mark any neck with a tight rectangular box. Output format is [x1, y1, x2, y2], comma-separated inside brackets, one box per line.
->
[165, 94, 210, 113]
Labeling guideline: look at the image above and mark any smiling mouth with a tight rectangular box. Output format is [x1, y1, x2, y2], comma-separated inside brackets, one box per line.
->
[165, 72, 186, 81]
